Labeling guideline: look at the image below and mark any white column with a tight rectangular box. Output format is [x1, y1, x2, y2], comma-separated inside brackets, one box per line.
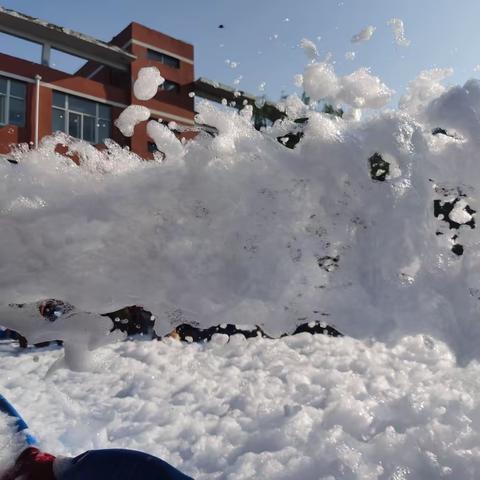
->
[34, 75, 42, 148]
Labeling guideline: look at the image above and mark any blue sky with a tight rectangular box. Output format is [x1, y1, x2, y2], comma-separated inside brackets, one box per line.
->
[1, 0, 480, 105]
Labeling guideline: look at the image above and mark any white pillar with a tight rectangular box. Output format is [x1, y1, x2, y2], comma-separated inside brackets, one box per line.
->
[34, 75, 42, 148]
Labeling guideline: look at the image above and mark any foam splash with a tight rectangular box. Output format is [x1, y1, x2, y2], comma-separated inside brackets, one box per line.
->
[2, 57, 480, 363]
[299, 38, 319, 62]
[351, 25, 376, 44]
[388, 18, 411, 47]
[302, 62, 394, 109]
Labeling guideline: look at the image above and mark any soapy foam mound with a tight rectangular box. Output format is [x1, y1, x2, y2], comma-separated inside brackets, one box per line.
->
[2, 63, 480, 363]
[2, 333, 480, 479]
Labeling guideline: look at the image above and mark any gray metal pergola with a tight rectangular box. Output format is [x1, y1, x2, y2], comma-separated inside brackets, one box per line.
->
[0, 7, 135, 70]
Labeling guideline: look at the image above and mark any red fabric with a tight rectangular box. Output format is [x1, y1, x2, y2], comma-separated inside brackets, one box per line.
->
[1, 447, 56, 480]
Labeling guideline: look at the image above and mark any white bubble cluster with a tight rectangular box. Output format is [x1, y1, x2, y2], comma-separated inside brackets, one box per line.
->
[351, 25, 376, 44]
[345, 51, 356, 61]
[299, 38, 319, 62]
[388, 18, 411, 47]
[114, 105, 151, 137]
[4, 60, 480, 366]
[133, 66, 164, 101]
[303, 62, 394, 109]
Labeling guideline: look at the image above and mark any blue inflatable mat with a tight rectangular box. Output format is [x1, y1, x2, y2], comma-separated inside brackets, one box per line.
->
[0, 394, 38, 446]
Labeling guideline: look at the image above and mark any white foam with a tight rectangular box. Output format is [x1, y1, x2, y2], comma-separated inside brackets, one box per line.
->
[133, 67, 164, 101]
[299, 38, 319, 62]
[351, 25, 375, 44]
[400, 68, 453, 118]
[345, 51, 356, 61]
[146, 120, 185, 161]
[388, 18, 411, 47]
[2, 334, 480, 479]
[303, 62, 393, 109]
[114, 105, 151, 137]
[2, 56, 480, 365]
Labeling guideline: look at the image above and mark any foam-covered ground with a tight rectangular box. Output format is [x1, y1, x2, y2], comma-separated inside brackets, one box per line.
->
[2, 334, 480, 479]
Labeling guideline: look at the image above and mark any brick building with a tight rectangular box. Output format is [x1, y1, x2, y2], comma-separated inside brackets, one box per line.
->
[0, 7, 196, 158]
[0, 7, 285, 160]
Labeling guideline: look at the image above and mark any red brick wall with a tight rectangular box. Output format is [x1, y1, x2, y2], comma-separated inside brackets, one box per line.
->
[0, 53, 128, 155]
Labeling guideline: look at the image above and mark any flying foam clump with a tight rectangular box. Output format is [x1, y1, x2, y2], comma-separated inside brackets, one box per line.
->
[388, 18, 411, 47]
[299, 38, 319, 62]
[345, 51, 355, 61]
[351, 25, 376, 44]
[114, 105, 151, 137]
[400, 68, 453, 118]
[146, 120, 185, 161]
[303, 61, 394, 109]
[302, 62, 340, 102]
[338, 67, 394, 108]
[133, 66, 165, 101]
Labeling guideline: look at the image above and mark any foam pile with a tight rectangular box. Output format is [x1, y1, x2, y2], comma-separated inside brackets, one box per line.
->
[1, 59, 480, 364]
[3, 333, 480, 479]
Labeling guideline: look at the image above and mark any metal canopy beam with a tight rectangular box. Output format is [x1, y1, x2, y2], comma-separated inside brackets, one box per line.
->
[0, 7, 135, 71]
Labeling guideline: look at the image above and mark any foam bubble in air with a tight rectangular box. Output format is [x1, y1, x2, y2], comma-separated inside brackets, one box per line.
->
[133, 66, 164, 101]
[351, 25, 375, 44]
[303, 62, 393, 109]
[299, 38, 319, 62]
[388, 18, 411, 47]
[114, 105, 151, 137]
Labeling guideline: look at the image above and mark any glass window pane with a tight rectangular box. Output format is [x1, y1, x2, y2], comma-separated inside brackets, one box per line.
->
[69, 95, 96, 115]
[83, 115, 95, 142]
[68, 112, 81, 138]
[52, 108, 66, 133]
[147, 49, 162, 62]
[162, 80, 180, 93]
[0, 95, 5, 124]
[0, 78, 6, 94]
[147, 49, 180, 69]
[8, 97, 25, 126]
[10, 80, 26, 99]
[148, 141, 158, 153]
[97, 119, 111, 144]
[98, 104, 110, 119]
[53, 91, 66, 108]
[165, 56, 180, 69]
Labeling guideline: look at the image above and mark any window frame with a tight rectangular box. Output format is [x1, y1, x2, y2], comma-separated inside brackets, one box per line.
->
[0, 76, 26, 127]
[147, 49, 180, 69]
[51, 92, 111, 144]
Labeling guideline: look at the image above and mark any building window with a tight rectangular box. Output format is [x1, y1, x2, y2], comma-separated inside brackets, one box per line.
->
[0, 76, 26, 127]
[147, 49, 180, 69]
[147, 141, 158, 153]
[159, 80, 180, 93]
[52, 91, 111, 143]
